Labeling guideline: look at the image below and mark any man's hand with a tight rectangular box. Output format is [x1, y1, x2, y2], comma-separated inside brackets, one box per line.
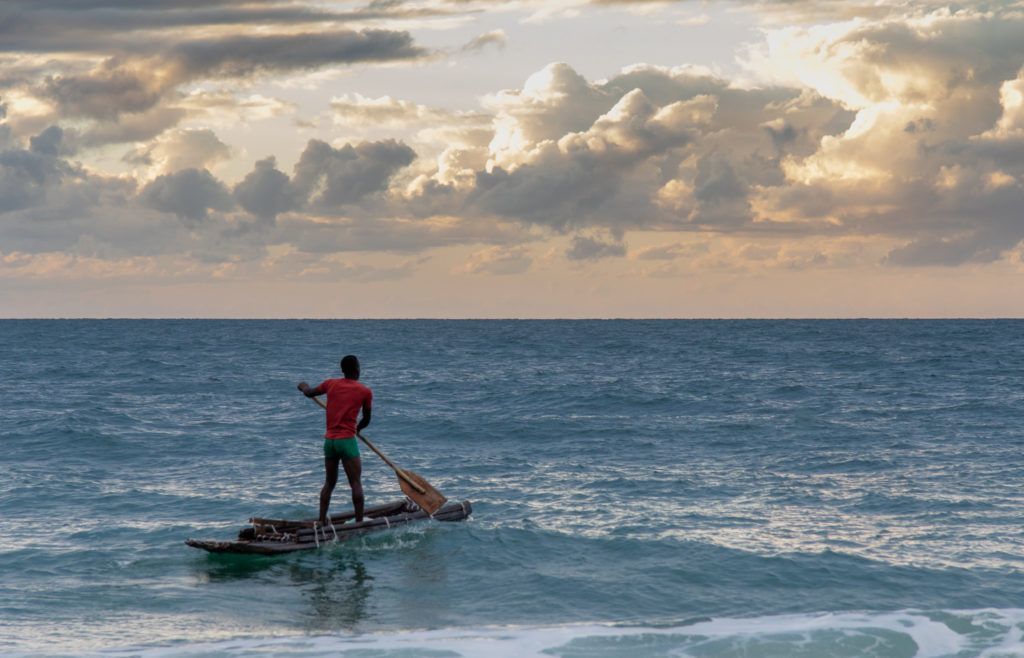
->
[298, 382, 324, 398]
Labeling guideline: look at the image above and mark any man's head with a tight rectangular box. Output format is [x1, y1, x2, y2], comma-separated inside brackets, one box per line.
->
[341, 354, 360, 379]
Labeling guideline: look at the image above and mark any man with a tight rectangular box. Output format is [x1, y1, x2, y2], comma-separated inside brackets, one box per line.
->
[297, 355, 372, 525]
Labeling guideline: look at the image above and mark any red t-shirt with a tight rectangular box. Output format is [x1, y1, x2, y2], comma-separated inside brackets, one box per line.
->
[319, 378, 373, 439]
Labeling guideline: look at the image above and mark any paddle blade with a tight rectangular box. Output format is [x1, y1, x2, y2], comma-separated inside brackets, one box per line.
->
[399, 470, 447, 515]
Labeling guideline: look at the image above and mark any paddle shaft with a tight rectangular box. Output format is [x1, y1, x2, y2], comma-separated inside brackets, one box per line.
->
[310, 395, 427, 495]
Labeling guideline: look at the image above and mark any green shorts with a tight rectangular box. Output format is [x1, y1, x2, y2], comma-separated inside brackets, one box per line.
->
[323, 438, 360, 461]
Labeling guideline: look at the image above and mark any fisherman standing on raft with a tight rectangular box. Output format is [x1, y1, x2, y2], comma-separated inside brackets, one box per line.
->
[297, 355, 372, 525]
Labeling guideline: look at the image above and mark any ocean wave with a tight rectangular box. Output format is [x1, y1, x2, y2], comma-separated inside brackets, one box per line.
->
[80, 609, 1024, 658]
[7, 320, 1024, 654]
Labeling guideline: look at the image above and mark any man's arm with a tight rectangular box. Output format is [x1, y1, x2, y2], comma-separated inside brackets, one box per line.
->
[297, 381, 325, 398]
[357, 400, 372, 431]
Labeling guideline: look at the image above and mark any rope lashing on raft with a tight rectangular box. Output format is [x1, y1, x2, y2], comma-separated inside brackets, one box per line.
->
[313, 522, 320, 548]
[329, 520, 338, 542]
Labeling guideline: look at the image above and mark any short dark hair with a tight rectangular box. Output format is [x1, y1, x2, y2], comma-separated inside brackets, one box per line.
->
[340, 354, 360, 377]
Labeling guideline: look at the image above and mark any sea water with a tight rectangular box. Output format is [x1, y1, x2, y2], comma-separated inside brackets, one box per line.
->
[3, 320, 1024, 657]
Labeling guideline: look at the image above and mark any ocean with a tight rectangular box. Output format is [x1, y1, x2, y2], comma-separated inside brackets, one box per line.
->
[3, 319, 1024, 657]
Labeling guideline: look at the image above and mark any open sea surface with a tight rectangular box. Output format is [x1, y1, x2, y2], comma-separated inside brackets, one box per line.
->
[3, 319, 1024, 657]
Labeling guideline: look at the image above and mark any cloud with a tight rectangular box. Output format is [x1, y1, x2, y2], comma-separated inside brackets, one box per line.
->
[739, 6, 1024, 264]
[124, 128, 231, 173]
[0, 148, 69, 213]
[0, 127, 110, 217]
[678, 14, 711, 27]
[461, 29, 508, 52]
[985, 70, 1024, 139]
[0, 2, 432, 154]
[884, 233, 1006, 267]
[179, 92, 296, 126]
[330, 94, 451, 127]
[739, 0, 986, 25]
[690, 154, 752, 227]
[36, 30, 425, 120]
[168, 30, 425, 81]
[441, 61, 849, 234]
[232, 156, 299, 222]
[565, 233, 626, 260]
[28, 125, 68, 156]
[258, 246, 430, 281]
[0, 2, 442, 55]
[483, 62, 615, 168]
[4, 0, 1024, 279]
[279, 213, 525, 255]
[457, 245, 532, 274]
[632, 241, 709, 260]
[292, 139, 416, 210]
[51, 107, 187, 152]
[319, 256, 429, 282]
[140, 168, 233, 223]
[467, 78, 723, 230]
[43, 65, 165, 121]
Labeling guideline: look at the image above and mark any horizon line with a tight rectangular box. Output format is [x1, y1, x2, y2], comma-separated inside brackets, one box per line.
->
[2, 317, 1024, 322]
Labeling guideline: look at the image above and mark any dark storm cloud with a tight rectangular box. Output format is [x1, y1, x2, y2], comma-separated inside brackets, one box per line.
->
[292, 139, 416, 210]
[0, 1, 446, 54]
[227, 138, 419, 223]
[1, 1, 430, 150]
[0, 149, 69, 213]
[469, 161, 624, 230]
[0, 129, 141, 251]
[28, 126, 67, 157]
[43, 66, 165, 120]
[140, 168, 233, 223]
[168, 30, 424, 81]
[0, 125, 94, 214]
[38, 30, 425, 121]
[690, 155, 753, 227]
[233, 156, 299, 221]
[877, 184, 1024, 266]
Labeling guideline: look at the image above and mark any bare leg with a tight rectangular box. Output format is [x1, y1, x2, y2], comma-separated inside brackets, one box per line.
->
[342, 456, 364, 522]
[320, 457, 339, 525]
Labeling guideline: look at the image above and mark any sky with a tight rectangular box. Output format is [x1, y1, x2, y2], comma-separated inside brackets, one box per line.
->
[1, 0, 1023, 318]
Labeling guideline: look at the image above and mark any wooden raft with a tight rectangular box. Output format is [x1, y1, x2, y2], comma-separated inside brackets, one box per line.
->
[186, 499, 472, 555]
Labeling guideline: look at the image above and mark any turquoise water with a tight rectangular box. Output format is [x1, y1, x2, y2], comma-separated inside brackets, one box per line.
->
[3, 320, 1024, 657]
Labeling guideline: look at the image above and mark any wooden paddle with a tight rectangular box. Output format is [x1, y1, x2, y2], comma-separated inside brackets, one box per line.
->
[310, 395, 447, 515]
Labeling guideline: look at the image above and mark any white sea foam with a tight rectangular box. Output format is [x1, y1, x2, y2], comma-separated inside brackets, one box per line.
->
[91, 609, 1024, 658]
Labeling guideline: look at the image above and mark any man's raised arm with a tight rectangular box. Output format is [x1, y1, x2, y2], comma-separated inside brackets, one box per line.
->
[297, 381, 325, 398]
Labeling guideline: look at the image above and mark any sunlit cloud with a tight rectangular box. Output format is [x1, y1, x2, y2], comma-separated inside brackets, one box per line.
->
[3, 0, 1024, 316]
[456, 245, 533, 274]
